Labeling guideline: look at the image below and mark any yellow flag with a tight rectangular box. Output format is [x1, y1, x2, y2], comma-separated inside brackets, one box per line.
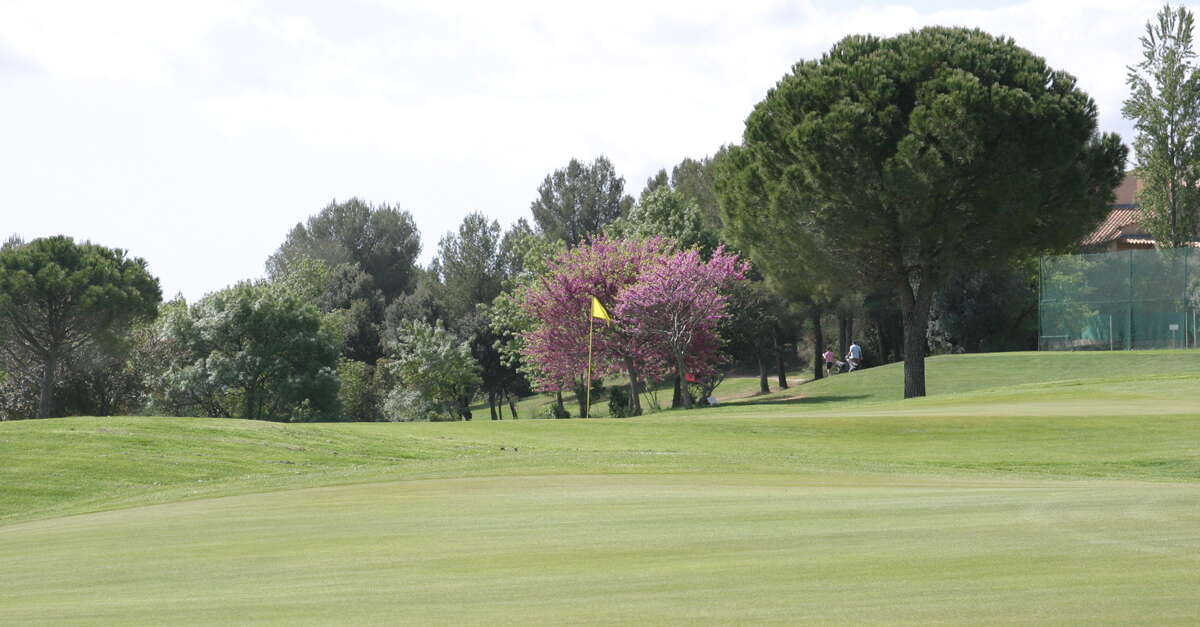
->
[591, 296, 612, 322]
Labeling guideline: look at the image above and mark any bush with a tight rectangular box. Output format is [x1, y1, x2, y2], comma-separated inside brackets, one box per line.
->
[537, 402, 571, 419]
[607, 385, 630, 418]
[337, 358, 384, 421]
[381, 386, 436, 421]
[382, 319, 479, 421]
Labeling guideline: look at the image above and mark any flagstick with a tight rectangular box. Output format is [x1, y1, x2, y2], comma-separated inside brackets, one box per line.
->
[585, 312, 594, 418]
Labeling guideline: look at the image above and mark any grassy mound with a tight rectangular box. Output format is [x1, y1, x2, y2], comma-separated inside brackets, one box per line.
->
[1, 350, 1198, 624]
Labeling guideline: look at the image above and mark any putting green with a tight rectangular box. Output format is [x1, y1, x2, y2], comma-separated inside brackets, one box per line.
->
[2, 474, 1197, 624]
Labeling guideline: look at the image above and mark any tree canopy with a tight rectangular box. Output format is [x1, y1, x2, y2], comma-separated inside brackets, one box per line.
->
[158, 282, 340, 421]
[383, 319, 480, 421]
[0, 236, 161, 418]
[722, 26, 1126, 398]
[267, 198, 421, 302]
[530, 156, 634, 246]
[606, 186, 720, 258]
[1124, 3, 1200, 248]
[436, 212, 505, 321]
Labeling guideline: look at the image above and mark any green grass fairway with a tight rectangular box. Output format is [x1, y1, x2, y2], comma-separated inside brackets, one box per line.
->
[2, 351, 1198, 624]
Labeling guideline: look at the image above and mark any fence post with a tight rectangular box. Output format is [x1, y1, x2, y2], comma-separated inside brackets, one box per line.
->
[1126, 249, 1134, 350]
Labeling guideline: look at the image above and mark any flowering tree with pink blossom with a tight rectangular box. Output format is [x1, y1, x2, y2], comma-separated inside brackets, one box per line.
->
[519, 237, 667, 417]
[520, 238, 747, 416]
[613, 246, 748, 408]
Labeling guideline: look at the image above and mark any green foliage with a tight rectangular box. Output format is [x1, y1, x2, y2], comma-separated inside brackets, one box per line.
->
[928, 261, 1039, 353]
[267, 198, 421, 302]
[385, 266, 449, 328]
[606, 187, 720, 257]
[639, 168, 669, 199]
[721, 280, 779, 381]
[0, 236, 161, 418]
[272, 257, 334, 304]
[530, 156, 634, 246]
[1038, 254, 1099, 344]
[1124, 3, 1200, 248]
[722, 26, 1127, 397]
[336, 358, 384, 421]
[669, 154, 723, 230]
[536, 401, 570, 419]
[715, 144, 839, 305]
[273, 251, 388, 364]
[488, 226, 563, 396]
[383, 319, 480, 421]
[606, 384, 630, 418]
[157, 282, 340, 421]
[51, 322, 158, 417]
[436, 212, 504, 321]
[498, 219, 562, 283]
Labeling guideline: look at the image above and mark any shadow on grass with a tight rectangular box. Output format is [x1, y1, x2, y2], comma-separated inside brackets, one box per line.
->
[729, 394, 872, 407]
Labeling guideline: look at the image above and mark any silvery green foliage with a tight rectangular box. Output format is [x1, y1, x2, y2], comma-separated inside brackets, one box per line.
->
[605, 187, 720, 259]
[383, 319, 480, 421]
[157, 281, 340, 421]
[381, 386, 435, 422]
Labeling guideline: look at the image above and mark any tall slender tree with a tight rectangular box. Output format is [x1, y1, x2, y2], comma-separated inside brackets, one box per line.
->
[1124, 3, 1200, 248]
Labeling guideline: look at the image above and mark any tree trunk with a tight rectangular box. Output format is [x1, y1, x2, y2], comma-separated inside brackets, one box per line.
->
[488, 391, 498, 420]
[508, 393, 519, 419]
[810, 308, 824, 381]
[671, 373, 682, 408]
[575, 383, 588, 418]
[37, 351, 57, 419]
[623, 356, 643, 417]
[774, 323, 789, 389]
[243, 381, 258, 421]
[838, 314, 852, 359]
[556, 390, 565, 415]
[775, 346, 789, 389]
[757, 355, 769, 394]
[676, 353, 692, 409]
[898, 273, 936, 399]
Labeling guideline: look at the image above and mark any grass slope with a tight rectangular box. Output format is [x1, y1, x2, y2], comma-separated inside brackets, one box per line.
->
[1, 350, 1198, 624]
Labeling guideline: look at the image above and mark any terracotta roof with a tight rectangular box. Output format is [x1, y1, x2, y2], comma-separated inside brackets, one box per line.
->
[1111, 172, 1142, 205]
[1081, 207, 1143, 247]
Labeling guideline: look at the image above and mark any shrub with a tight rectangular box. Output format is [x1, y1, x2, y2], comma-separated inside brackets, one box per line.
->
[537, 402, 571, 419]
[607, 385, 630, 418]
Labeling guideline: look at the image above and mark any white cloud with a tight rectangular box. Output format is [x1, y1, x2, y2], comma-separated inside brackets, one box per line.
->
[0, 0, 250, 81]
[0, 0, 1178, 299]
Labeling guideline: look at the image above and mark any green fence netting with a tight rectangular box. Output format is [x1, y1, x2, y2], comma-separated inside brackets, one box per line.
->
[1039, 247, 1200, 350]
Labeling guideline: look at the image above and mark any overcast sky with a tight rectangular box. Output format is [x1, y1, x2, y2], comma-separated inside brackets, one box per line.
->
[0, 0, 1170, 301]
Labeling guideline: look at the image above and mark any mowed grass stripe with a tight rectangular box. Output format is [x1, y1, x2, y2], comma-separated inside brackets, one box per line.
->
[1, 475, 1197, 625]
[3, 350, 1200, 524]
[2, 407, 1198, 524]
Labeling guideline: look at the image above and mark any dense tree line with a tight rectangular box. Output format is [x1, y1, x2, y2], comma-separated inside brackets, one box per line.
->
[7, 16, 1170, 418]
